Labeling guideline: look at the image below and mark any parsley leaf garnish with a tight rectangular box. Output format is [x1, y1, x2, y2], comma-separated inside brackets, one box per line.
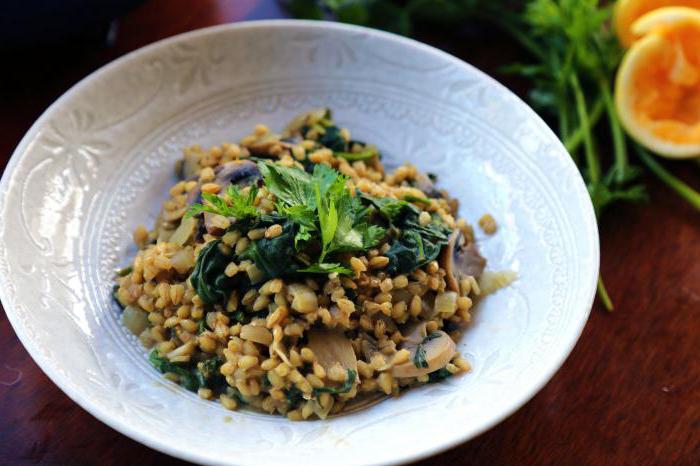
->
[258, 161, 386, 272]
[185, 184, 259, 220]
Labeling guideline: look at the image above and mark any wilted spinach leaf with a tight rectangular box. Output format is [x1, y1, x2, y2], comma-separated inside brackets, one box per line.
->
[189, 240, 234, 305]
[196, 356, 223, 389]
[148, 349, 199, 392]
[359, 192, 415, 223]
[428, 367, 452, 383]
[385, 210, 451, 275]
[286, 385, 305, 409]
[243, 221, 299, 279]
[317, 125, 347, 152]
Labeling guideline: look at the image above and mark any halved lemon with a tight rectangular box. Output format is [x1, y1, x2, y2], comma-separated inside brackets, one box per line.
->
[614, 0, 700, 47]
[615, 7, 700, 158]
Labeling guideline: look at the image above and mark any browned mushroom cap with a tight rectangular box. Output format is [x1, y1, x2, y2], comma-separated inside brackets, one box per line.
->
[392, 330, 456, 378]
[414, 172, 442, 199]
[213, 160, 260, 187]
[440, 229, 486, 292]
[306, 328, 358, 373]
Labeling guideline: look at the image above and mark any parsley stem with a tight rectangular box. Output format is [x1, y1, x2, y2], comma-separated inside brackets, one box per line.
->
[558, 99, 571, 141]
[635, 146, 700, 211]
[563, 97, 605, 153]
[476, 10, 546, 62]
[599, 77, 628, 185]
[597, 275, 614, 312]
[570, 73, 600, 183]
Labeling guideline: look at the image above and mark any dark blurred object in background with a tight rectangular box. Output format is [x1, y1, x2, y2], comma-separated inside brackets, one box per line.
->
[1, 0, 144, 52]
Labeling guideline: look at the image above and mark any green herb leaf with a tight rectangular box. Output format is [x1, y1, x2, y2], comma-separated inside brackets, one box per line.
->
[226, 387, 248, 405]
[428, 367, 452, 383]
[260, 161, 386, 266]
[385, 211, 451, 275]
[361, 224, 386, 249]
[413, 345, 428, 369]
[148, 349, 200, 392]
[410, 334, 444, 372]
[297, 262, 353, 275]
[258, 162, 313, 207]
[286, 385, 305, 408]
[196, 356, 223, 389]
[314, 369, 357, 394]
[315, 181, 338, 261]
[189, 240, 234, 305]
[317, 125, 347, 152]
[402, 194, 432, 205]
[360, 193, 415, 223]
[185, 185, 259, 220]
[243, 222, 299, 279]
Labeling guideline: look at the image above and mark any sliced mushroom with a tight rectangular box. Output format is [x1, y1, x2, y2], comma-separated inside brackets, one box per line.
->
[401, 322, 427, 346]
[440, 229, 486, 292]
[307, 328, 358, 373]
[185, 184, 202, 206]
[414, 172, 442, 199]
[392, 330, 456, 378]
[213, 160, 260, 187]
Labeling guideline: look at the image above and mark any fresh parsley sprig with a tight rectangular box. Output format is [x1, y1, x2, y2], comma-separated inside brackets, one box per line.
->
[259, 161, 386, 271]
[184, 184, 259, 220]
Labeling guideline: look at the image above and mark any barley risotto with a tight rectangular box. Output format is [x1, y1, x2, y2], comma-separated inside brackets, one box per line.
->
[113, 109, 491, 420]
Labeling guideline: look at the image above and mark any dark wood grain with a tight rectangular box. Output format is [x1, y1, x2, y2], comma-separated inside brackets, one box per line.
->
[1, 1, 699, 465]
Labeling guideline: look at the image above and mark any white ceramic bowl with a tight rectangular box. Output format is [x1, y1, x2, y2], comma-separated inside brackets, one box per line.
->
[0, 20, 598, 466]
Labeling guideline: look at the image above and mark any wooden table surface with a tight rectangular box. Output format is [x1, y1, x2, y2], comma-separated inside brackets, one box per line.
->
[1, 1, 699, 464]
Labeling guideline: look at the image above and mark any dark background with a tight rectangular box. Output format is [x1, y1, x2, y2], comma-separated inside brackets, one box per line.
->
[1, 1, 699, 465]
